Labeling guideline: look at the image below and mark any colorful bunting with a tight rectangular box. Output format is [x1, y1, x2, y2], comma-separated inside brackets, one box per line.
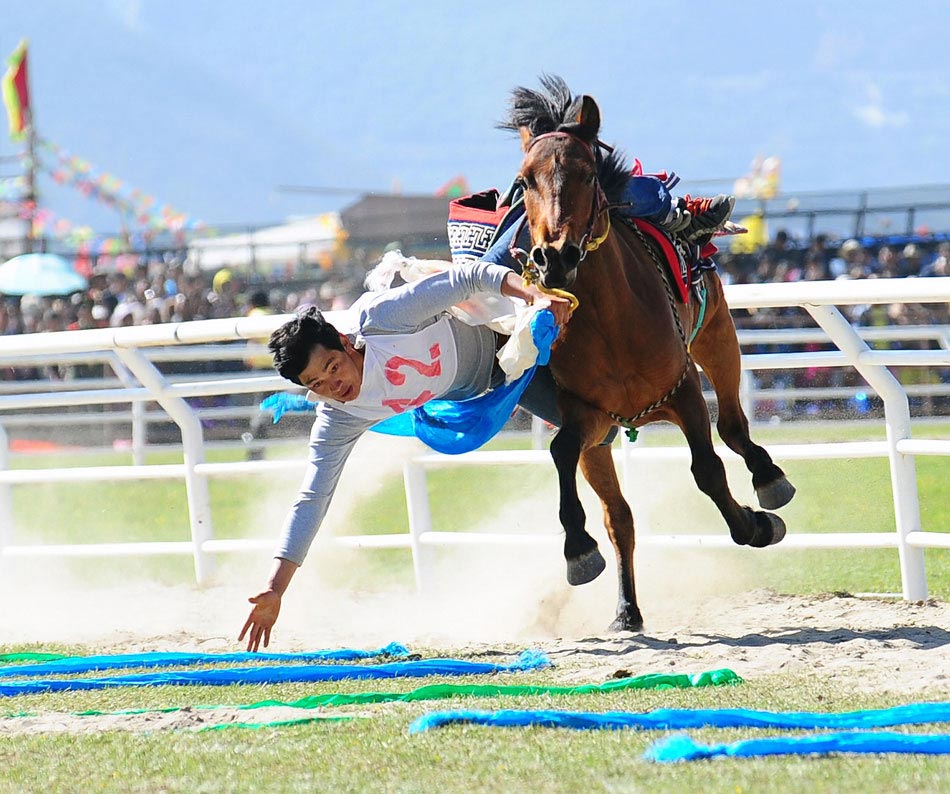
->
[34, 137, 203, 234]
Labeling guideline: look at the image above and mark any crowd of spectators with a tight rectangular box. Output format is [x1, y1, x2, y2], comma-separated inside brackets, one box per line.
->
[717, 232, 950, 328]
[0, 258, 364, 339]
[1, 232, 945, 341]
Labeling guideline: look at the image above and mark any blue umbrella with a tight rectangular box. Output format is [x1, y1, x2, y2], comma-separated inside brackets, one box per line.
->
[0, 253, 88, 296]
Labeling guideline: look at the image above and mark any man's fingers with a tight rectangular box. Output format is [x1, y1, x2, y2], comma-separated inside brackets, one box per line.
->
[238, 617, 253, 642]
[263, 627, 271, 648]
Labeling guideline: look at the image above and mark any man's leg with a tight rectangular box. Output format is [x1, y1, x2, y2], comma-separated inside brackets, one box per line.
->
[480, 205, 528, 271]
[620, 176, 734, 241]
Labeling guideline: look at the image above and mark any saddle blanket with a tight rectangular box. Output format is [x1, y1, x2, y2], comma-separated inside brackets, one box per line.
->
[630, 219, 746, 305]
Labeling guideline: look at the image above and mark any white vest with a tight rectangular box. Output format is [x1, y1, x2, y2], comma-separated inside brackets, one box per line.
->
[317, 315, 459, 421]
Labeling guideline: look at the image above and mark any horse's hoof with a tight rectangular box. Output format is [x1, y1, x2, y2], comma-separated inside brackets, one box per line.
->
[748, 511, 787, 548]
[756, 477, 796, 510]
[608, 612, 643, 633]
[566, 547, 606, 586]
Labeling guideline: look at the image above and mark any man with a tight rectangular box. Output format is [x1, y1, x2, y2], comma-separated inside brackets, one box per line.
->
[239, 260, 573, 651]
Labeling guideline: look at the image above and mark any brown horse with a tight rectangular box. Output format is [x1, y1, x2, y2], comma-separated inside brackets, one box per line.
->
[503, 76, 795, 631]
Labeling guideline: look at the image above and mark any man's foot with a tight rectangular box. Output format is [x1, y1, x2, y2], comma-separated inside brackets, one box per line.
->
[658, 199, 692, 234]
[684, 194, 735, 242]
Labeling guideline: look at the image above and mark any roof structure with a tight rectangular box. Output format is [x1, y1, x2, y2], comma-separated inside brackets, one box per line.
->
[340, 195, 449, 248]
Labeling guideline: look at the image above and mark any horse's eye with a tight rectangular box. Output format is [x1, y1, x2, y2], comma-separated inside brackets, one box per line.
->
[587, 173, 597, 187]
[521, 174, 536, 191]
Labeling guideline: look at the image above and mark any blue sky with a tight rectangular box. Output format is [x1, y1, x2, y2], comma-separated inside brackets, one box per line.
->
[3, 1, 949, 234]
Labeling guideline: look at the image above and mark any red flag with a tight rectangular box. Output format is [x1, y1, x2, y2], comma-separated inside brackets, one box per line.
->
[2, 40, 30, 140]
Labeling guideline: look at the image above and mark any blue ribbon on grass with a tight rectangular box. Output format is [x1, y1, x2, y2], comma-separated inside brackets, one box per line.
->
[0, 642, 409, 679]
[408, 702, 950, 734]
[0, 650, 549, 697]
[645, 731, 950, 762]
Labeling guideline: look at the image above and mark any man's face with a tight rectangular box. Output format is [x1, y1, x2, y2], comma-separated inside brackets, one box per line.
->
[299, 337, 364, 402]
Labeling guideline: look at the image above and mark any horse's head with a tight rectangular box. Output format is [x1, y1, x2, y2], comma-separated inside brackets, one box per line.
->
[514, 93, 610, 291]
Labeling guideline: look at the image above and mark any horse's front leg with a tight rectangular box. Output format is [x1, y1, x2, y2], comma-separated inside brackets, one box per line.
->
[550, 398, 608, 586]
[579, 443, 643, 632]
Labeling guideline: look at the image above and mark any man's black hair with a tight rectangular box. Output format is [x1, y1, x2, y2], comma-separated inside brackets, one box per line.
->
[268, 306, 343, 385]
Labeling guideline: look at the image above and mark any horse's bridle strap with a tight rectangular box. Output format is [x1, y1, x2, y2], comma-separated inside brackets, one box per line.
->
[525, 130, 596, 160]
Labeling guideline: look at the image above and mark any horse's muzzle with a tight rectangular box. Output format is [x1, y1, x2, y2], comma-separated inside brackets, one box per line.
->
[530, 244, 580, 289]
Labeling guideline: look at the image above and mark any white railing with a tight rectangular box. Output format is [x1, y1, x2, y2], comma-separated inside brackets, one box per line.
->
[2, 325, 947, 459]
[1, 278, 950, 599]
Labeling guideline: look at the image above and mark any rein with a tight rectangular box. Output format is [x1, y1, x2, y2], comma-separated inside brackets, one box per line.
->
[520, 264, 581, 311]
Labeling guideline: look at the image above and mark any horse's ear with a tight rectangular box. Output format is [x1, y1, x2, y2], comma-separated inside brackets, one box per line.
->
[519, 126, 534, 152]
[574, 95, 601, 140]
[560, 95, 601, 144]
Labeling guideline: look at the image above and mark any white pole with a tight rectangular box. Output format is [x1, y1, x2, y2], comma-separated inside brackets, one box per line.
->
[805, 304, 927, 600]
[531, 414, 546, 450]
[114, 348, 215, 584]
[0, 424, 12, 552]
[112, 357, 147, 465]
[739, 369, 756, 424]
[403, 459, 434, 593]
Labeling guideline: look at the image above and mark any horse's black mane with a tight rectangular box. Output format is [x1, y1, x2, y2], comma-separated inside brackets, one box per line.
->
[498, 74, 630, 204]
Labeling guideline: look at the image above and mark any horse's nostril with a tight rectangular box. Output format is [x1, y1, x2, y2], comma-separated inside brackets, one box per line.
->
[562, 244, 582, 270]
[531, 246, 547, 268]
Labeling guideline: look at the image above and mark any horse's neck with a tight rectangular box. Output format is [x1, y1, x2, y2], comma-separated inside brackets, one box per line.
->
[574, 227, 665, 308]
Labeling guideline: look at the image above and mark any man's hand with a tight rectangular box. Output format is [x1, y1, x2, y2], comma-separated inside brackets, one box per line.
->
[238, 590, 282, 652]
[501, 272, 576, 327]
[527, 289, 574, 327]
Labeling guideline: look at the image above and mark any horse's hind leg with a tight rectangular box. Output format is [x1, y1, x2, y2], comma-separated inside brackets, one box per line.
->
[690, 279, 796, 509]
[579, 443, 643, 631]
[667, 366, 786, 548]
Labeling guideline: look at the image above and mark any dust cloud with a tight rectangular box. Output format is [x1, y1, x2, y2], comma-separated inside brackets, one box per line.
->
[1, 429, 755, 651]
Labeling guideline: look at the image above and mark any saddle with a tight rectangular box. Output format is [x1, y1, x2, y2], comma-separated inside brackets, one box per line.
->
[615, 215, 730, 308]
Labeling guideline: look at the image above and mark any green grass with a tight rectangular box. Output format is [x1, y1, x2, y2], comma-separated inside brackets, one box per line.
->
[1, 666, 949, 793]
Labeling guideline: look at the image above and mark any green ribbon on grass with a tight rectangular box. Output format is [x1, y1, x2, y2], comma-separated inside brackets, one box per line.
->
[0, 653, 69, 663]
[29, 668, 739, 719]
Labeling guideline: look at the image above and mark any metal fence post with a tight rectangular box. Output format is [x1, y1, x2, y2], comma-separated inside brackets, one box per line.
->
[403, 459, 434, 593]
[739, 369, 756, 423]
[0, 424, 12, 553]
[112, 356, 147, 465]
[114, 348, 216, 584]
[805, 304, 927, 600]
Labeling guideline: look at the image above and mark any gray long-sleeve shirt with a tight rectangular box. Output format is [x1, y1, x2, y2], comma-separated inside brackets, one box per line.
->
[275, 260, 512, 565]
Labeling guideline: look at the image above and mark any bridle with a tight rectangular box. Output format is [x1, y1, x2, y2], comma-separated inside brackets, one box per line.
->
[508, 131, 613, 296]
